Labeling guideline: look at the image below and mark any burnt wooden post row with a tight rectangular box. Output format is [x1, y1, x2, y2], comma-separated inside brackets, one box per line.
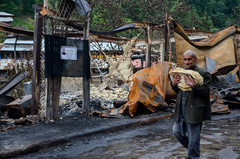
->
[32, 3, 91, 121]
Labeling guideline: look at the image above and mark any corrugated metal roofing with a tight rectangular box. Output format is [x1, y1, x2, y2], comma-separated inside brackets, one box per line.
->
[174, 22, 238, 47]
[0, 17, 13, 22]
[0, 38, 33, 51]
[0, 45, 33, 51]
[0, 12, 14, 16]
[174, 21, 238, 75]
[3, 38, 33, 45]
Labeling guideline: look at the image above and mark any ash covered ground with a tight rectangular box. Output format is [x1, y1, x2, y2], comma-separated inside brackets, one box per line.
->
[0, 87, 129, 131]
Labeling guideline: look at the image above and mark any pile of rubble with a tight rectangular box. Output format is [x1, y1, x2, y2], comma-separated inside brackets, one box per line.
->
[37, 85, 129, 118]
[56, 86, 129, 117]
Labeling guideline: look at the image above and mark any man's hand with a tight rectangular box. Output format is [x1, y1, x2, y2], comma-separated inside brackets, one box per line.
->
[172, 74, 181, 86]
[184, 75, 196, 87]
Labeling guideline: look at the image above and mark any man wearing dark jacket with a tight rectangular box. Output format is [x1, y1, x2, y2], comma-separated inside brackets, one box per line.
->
[171, 50, 212, 159]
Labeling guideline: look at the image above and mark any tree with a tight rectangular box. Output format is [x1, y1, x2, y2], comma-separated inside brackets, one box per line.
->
[0, 0, 21, 15]
[187, 0, 240, 29]
[88, 0, 203, 37]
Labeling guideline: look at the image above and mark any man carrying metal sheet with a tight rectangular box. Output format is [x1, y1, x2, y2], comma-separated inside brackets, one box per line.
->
[171, 50, 212, 159]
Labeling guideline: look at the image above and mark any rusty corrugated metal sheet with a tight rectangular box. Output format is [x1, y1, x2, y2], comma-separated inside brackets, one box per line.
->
[174, 22, 238, 75]
[174, 22, 238, 47]
[94, 62, 172, 117]
[175, 33, 237, 75]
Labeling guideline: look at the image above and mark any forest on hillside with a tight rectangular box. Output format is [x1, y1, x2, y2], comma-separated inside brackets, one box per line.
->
[0, 0, 239, 32]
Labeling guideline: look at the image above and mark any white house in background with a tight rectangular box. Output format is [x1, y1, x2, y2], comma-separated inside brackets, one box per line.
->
[0, 38, 33, 59]
[0, 38, 33, 82]
[0, 12, 14, 25]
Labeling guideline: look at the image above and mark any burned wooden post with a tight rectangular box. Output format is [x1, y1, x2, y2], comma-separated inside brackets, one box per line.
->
[13, 35, 21, 97]
[44, 2, 52, 122]
[52, 77, 61, 119]
[164, 13, 169, 62]
[43, 0, 62, 121]
[31, 6, 43, 115]
[145, 24, 151, 67]
[82, 13, 90, 115]
[13, 35, 18, 74]
[45, 22, 62, 121]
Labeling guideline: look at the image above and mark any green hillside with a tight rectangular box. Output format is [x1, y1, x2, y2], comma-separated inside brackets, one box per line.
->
[0, 0, 239, 32]
[0, 0, 41, 30]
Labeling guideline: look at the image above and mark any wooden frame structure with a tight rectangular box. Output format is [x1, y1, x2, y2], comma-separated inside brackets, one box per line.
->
[30, 2, 182, 122]
[31, 0, 91, 121]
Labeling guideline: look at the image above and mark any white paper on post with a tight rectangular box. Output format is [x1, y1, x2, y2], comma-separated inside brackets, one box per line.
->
[60, 46, 77, 60]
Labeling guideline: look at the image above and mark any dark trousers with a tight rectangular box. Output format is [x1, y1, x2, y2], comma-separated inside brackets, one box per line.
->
[173, 118, 202, 159]
[173, 91, 202, 159]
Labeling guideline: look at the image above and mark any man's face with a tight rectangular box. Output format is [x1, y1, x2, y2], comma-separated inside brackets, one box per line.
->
[183, 54, 197, 70]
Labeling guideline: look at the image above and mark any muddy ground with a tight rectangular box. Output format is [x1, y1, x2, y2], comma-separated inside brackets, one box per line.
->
[10, 107, 240, 159]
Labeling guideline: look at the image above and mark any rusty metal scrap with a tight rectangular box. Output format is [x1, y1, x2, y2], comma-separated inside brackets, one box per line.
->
[211, 102, 230, 114]
[0, 72, 29, 97]
[90, 61, 235, 117]
[174, 24, 238, 76]
[209, 75, 240, 114]
[0, 95, 15, 108]
[91, 62, 172, 118]
[174, 22, 239, 47]
[173, 21, 240, 78]
[38, 4, 62, 18]
[6, 95, 32, 119]
[0, 72, 30, 119]
[138, 81, 168, 112]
